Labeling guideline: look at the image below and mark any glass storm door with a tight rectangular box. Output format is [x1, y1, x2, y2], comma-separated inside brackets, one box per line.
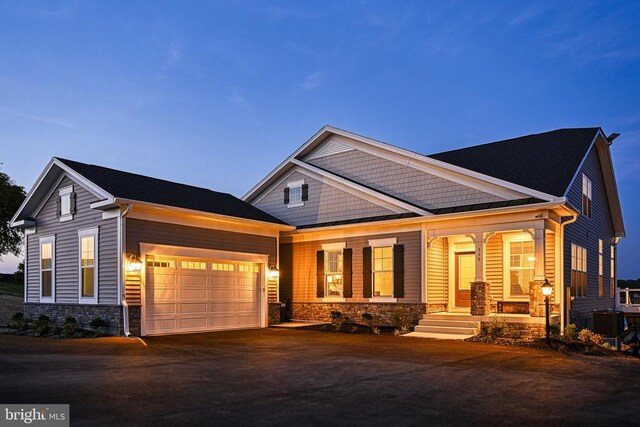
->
[455, 252, 475, 308]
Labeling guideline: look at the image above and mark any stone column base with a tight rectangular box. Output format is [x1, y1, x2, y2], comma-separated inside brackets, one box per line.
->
[529, 281, 555, 317]
[470, 281, 491, 316]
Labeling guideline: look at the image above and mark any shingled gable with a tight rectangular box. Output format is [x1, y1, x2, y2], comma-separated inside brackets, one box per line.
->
[12, 157, 287, 226]
[429, 128, 600, 197]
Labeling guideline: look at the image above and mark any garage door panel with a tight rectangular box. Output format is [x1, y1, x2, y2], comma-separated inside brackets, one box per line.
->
[145, 255, 261, 336]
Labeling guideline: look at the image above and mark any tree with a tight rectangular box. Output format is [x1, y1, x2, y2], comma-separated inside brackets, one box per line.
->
[0, 166, 26, 257]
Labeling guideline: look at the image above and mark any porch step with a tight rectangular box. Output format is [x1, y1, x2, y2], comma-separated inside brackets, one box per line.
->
[413, 312, 480, 339]
[403, 331, 475, 340]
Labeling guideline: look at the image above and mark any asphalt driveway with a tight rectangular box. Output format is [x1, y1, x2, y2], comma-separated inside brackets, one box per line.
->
[0, 328, 638, 426]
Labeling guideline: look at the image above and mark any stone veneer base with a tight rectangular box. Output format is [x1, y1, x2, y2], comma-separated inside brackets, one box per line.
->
[290, 303, 447, 327]
[24, 303, 123, 336]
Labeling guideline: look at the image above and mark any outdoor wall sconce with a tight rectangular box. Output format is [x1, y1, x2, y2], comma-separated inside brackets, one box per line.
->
[128, 254, 142, 272]
[269, 265, 280, 278]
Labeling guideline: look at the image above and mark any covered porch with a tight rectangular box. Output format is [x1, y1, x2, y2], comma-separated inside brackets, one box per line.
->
[424, 217, 561, 331]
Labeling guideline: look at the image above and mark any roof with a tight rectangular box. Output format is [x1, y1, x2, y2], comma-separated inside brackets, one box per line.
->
[56, 158, 288, 225]
[429, 128, 600, 197]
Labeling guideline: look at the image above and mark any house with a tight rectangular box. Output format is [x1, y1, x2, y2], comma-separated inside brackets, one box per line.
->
[11, 126, 624, 338]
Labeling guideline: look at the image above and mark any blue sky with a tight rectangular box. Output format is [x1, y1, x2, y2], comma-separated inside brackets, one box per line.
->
[1, 0, 639, 278]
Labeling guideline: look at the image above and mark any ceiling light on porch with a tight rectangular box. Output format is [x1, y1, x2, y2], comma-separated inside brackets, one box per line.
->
[269, 265, 280, 278]
[128, 255, 142, 272]
[541, 279, 553, 296]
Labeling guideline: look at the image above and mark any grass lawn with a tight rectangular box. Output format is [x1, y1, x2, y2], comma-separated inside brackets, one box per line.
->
[0, 281, 23, 298]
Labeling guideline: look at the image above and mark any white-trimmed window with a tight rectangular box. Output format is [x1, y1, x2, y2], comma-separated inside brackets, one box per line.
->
[598, 239, 603, 297]
[503, 237, 535, 299]
[369, 237, 397, 298]
[325, 249, 343, 297]
[571, 243, 587, 298]
[39, 236, 55, 302]
[582, 174, 592, 218]
[58, 185, 75, 222]
[284, 179, 308, 208]
[78, 228, 98, 303]
[610, 245, 615, 298]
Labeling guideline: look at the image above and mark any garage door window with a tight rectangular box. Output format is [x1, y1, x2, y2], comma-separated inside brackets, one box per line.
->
[147, 257, 175, 269]
[239, 264, 259, 273]
[212, 262, 235, 272]
[181, 260, 207, 270]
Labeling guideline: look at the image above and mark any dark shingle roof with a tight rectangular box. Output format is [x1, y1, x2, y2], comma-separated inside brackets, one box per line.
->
[56, 158, 287, 225]
[428, 128, 600, 197]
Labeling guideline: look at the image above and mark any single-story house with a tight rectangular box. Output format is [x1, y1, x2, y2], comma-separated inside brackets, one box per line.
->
[11, 126, 625, 338]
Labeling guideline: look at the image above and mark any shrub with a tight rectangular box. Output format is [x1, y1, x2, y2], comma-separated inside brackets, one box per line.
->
[563, 324, 577, 341]
[9, 312, 29, 330]
[549, 323, 561, 337]
[392, 308, 412, 331]
[488, 315, 507, 338]
[578, 328, 604, 345]
[330, 310, 345, 330]
[89, 317, 108, 335]
[394, 326, 410, 336]
[33, 315, 50, 336]
[62, 317, 79, 337]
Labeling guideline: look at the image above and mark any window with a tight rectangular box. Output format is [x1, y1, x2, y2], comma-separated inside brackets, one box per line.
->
[284, 180, 308, 208]
[571, 243, 587, 297]
[582, 174, 592, 218]
[325, 250, 343, 297]
[238, 264, 259, 273]
[508, 241, 535, 298]
[146, 257, 175, 269]
[373, 246, 393, 297]
[598, 239, 603, 297]
[610, 245, 615, 298]
[40, 237, 55, 302]
[212, 262, 235, 272]
[57, 185, 76, 222]
[181, 260, 207, 270]
[79, 228, 98, 303]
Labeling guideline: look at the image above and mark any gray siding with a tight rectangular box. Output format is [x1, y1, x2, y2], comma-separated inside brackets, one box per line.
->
[26, 176, 119, 304]
[253, 170, 397, 227]
[306, 148, 505, 209]
[126, 219, 277, 265]
[564, 146, 616, 328]
[282, 231, 422, 303]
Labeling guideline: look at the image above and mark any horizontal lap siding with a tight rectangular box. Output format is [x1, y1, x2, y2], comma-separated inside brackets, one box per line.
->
[546, 231, 555, 286]
[564, 147, 616, 326]
[126, 219, 277, 265]
[26, 176, 118, 304]
[253, 170, 396, 227]
[486, 234, 503, 301]
[307, 148, 505, 209]
[427, 238, 447, 303]
[289, 231, 421, 303]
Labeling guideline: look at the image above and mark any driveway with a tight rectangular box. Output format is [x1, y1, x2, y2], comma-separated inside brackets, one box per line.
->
[0, 328, 638, 426]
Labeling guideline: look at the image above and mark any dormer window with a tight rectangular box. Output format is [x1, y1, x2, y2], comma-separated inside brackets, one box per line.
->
[284, 180, 308, 208]
[57, 185, 76, 222]
[582, 174, 592, 218]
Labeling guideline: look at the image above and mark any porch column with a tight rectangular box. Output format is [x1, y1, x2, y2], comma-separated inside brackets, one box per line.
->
[469, 233, 491, 316]
[529, 227, 547, 317]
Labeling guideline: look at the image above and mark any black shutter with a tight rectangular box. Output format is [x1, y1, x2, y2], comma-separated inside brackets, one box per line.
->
[316, 250, 325, 298]
[393, 244, 404, 298]
[343, 248, 352, 298]
[301, 183, 309, 201]
[284, 187, 290, 205]
[69, 192, 77, 215]
[363, 247, 372, 298]
[55, 197, 61, 218]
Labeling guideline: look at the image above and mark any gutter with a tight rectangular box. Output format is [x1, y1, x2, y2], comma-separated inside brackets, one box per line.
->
[121, 204, 133, 337]
[558, 212, 579, 331]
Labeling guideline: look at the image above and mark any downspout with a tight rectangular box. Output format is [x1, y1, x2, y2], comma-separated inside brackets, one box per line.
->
[559, 213, 578, 331]
[121, 204, 133, 337]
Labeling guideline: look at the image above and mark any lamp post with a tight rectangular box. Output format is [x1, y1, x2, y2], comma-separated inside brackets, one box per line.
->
[541, 279, 553, 346]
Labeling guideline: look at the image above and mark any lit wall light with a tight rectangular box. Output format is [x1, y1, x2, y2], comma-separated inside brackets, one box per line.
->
[128, 254, 142, 272]
[269, 265, 279, 278]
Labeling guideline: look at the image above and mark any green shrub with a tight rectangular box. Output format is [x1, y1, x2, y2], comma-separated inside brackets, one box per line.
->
[392, 308, 412, 330]
[578, 328, 604, 345]
[330, 310, 345, 330]
[33, 315, 50, 336]
[9, 312, 29, 330]
[361, 312, 380, 334]
[488, 315, 507, 338]
[563, 324, 577, 341]
[549, 323, 561, 337]
[62, 317, 79, 337]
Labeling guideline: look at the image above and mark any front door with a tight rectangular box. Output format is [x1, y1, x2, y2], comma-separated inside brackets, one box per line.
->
[455, 252, 475, 308]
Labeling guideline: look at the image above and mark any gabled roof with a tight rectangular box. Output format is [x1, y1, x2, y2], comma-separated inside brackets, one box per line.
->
[12, 158, 288, 226]
[429, 128, 600, 197]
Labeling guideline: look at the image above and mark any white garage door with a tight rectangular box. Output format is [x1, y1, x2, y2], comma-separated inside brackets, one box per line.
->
[144, 255, 262, 335]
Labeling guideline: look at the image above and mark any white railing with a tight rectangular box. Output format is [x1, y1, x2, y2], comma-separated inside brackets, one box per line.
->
[617, 288, 640, 313]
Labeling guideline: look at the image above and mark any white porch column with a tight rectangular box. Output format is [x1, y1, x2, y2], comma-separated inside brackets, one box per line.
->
[533, 227, 546, 281]
[468, 233, 486, 283]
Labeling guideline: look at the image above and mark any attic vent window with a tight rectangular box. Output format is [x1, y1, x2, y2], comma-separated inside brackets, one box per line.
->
[57, 185, 76, 222]
[284, 179, 308, 208]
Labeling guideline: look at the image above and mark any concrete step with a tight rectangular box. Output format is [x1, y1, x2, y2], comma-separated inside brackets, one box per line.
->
[422, 313, 478, 321]
[403, 331, 475, 340]
[413, 325, 478, 335]
[418, 319, 479, 328]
